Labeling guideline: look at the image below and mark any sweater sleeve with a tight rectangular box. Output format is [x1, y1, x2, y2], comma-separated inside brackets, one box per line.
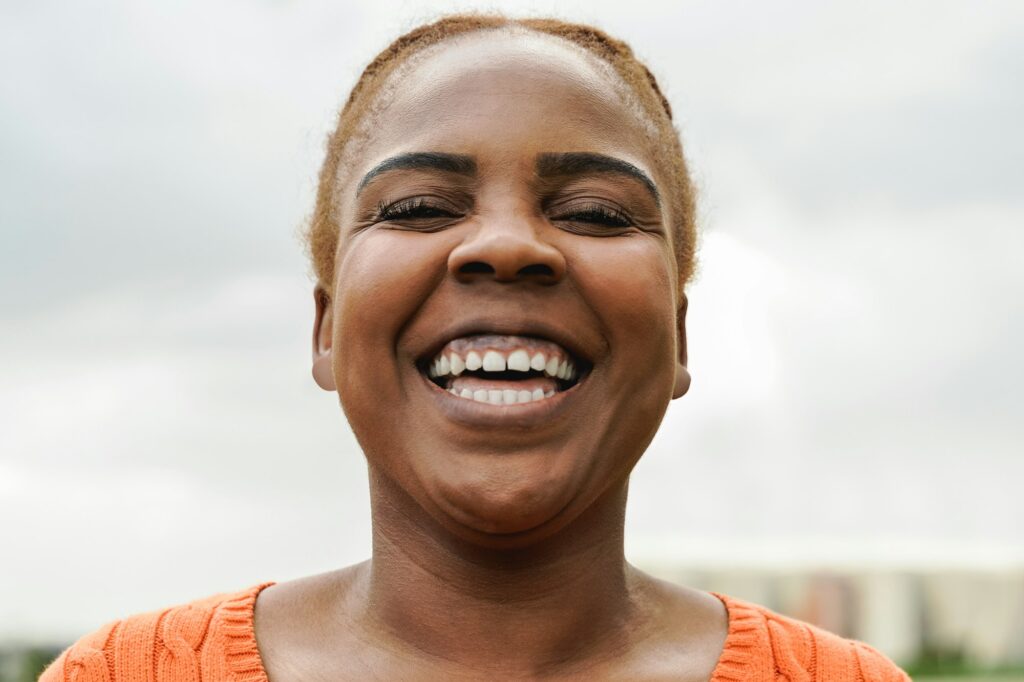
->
[37, 605, 217, 682]
[792, 615, 911, 681]
[36, 584, 270, 682]
[39, 618, 123, 682]
[37, 651, 67, 682]
[852, 641, 912, 682]
[713, 593, 911, 681]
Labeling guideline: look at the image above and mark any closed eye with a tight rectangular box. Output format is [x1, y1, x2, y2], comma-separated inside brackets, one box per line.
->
[551, 201, 634, 230]
[376, 197, 460, 222]
[559, 205, 631, 227]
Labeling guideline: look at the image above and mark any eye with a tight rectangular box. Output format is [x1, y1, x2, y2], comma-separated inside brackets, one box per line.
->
[375, 197, 461, 225]
[550, 201, 634, 232]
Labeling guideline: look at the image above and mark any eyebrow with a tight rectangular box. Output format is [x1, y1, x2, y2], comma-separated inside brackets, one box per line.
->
[535, 152, 661, 205]
[356, 152, 477, 194]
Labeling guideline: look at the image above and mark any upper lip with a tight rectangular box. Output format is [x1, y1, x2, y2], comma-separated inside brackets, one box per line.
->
[413, 316, 598, 368]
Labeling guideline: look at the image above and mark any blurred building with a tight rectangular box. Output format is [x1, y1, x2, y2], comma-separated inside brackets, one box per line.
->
[639, 555, 1024, 668]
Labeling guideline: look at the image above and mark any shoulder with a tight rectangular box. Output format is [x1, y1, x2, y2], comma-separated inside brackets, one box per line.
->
[712, 593, 910, 682]
[40, 583, 274, 682]
[251, 565, 368, 682]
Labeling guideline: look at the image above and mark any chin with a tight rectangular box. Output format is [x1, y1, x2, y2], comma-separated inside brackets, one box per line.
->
[430, 470, 584, 543]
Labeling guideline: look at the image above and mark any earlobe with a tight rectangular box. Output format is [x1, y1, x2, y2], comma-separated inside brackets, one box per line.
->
[672, 364, 691, 399]
[671, 292, 690, 400]
[312, 286, 337, 392]
[312, 351, 337, 391]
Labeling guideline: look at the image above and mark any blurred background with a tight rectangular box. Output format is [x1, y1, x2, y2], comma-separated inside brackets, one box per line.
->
[2, 1, 1022, 680]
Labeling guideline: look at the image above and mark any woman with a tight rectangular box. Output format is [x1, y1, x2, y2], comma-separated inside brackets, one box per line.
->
[43, 14, 909, 681]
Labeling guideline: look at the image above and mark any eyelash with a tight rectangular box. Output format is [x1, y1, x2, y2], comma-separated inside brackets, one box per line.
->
[373, 198, 634, 231]
[552, 202, 633, 228]
[375, 197, 457, 221]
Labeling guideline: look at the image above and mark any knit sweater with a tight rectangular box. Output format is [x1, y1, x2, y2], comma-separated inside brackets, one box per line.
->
[40, 583, 909, 681]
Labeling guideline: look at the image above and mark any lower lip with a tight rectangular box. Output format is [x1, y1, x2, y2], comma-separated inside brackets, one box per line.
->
[417, 370, 587, 429]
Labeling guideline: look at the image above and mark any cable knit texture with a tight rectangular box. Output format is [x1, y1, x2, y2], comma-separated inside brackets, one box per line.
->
[709, 593, 909, 682]
[40, 584, 909, 681]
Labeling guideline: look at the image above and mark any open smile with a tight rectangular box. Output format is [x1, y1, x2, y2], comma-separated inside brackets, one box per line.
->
[420, 333, 588, 406]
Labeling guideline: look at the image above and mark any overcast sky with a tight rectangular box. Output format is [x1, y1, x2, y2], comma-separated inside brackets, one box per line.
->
[2, 0, 1022, 641]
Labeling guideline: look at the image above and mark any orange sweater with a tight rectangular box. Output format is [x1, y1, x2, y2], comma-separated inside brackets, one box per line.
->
[41, 583, 909, 681]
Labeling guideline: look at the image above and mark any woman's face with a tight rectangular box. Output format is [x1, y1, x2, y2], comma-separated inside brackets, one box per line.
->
[316, 33, 688, 544]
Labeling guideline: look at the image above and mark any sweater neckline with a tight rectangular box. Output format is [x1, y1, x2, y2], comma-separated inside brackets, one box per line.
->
[229, 583, 756, 681]
[221, 581, 276, 682]
[708, 592, 760, 681]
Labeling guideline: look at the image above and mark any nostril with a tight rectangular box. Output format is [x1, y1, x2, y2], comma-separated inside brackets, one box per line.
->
[517, 264, 555, 278]
[460, 262, 495, 275]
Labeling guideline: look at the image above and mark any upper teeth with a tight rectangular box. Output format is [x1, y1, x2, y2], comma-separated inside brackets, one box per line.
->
[427, 348, 577, 381]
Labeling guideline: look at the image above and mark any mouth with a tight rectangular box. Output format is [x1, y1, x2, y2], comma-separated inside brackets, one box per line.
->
[417, 334, 591, 406]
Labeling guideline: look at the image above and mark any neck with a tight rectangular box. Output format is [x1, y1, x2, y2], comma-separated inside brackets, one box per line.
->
[354, 472, 642, 675]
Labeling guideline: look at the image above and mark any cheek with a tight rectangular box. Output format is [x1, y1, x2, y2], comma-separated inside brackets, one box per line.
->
[574, 235, 677, 351]
[331, 231, 447, 397]
[573, 235, 679, 446]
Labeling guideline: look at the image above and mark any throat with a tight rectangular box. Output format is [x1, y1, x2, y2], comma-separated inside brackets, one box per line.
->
[362, 548, 637, 677]
[360, 487, 637, 676]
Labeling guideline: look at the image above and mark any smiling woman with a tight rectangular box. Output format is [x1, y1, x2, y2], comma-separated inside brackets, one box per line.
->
[42, 14, 908, 682]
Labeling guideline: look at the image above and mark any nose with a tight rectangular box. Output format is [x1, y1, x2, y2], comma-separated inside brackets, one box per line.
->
[448, 214, 566, 285]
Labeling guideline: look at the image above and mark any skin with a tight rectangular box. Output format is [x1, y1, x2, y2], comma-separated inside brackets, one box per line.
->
[254, 32, 728, 680]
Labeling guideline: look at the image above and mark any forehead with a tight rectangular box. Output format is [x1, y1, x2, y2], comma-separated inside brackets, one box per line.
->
[338, 31, 660, 193]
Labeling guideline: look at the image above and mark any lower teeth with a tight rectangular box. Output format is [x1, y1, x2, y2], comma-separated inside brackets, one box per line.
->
[449, 386, 554, 405]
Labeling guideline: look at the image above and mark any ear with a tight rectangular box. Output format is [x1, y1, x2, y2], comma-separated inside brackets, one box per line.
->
[312, 286, 337, 391]
[672, 293, 691, 399]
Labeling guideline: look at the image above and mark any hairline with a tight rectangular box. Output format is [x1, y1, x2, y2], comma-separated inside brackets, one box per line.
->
[331, 27, 666, 210]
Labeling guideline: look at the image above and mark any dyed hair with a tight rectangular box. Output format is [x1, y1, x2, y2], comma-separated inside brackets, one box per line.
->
[306, 13, 697, 289]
